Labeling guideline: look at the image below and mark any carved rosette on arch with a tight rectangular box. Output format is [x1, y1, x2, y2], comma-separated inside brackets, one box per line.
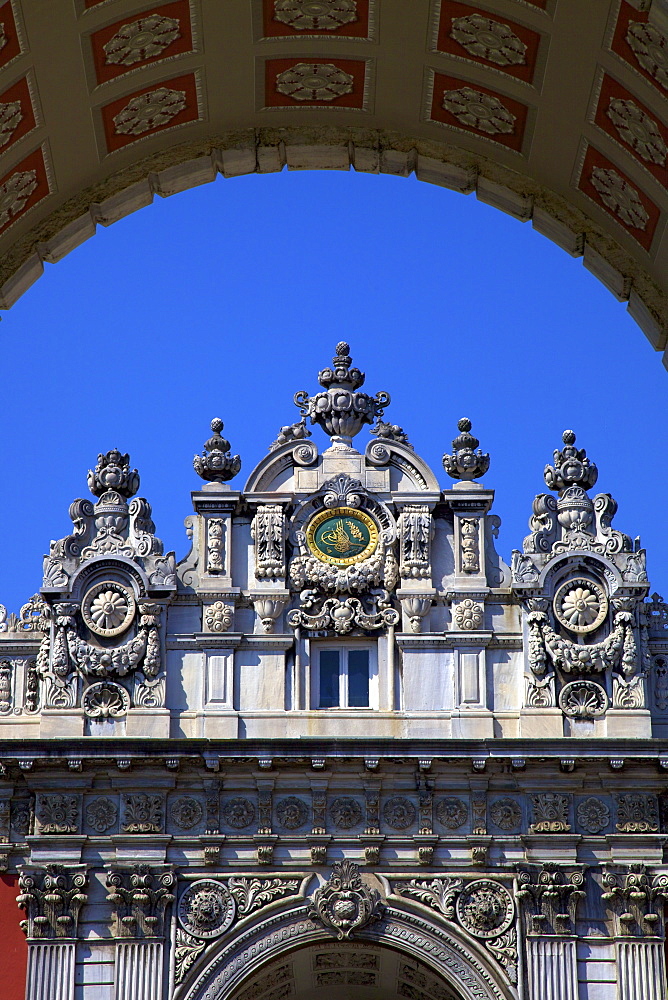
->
[512, 431, 648, 719]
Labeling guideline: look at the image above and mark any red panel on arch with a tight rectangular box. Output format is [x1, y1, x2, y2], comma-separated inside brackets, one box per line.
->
[578, 144, 661, 252]
[436, 1, 542, 84]
[0, 874, 27, 1000]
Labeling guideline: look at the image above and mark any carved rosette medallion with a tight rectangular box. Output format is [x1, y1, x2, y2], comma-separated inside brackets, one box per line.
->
[306, 507, 378, 566]
[222, 798, 256, 830]
[383, 797, 416, 830]
[276, 797, 308, 830]
[554, 578, 608, 634]
[178, 880, 235, 939]
[82, 581, 136, 637]
[435, 797, 468, 830]
[330, 797, 362, 829]
[455, 880, 514, 939]
[309, 860, 383, 939]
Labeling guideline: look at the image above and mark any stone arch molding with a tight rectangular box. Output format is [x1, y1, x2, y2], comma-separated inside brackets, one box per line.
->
[177, 897, 517, 1000]
[0, 2, 666, 356]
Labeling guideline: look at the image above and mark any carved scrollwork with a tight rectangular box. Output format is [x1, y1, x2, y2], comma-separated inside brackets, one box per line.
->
[309, 860, 383, 939]
[288, 597, 399, 635]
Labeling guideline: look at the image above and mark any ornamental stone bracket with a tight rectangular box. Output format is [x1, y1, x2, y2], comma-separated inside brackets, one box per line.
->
[106, 864, 175, 938]
[398, 592, 434, 633]
[250, 593, 289, 634]
[17, 864, 88, 939]
[308, 860, 383, 939]
[516, 863, 585, 936]
[602, 864, 668, 937]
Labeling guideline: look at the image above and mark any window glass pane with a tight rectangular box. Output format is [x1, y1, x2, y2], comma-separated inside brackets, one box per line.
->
[319, 650, 340, 708]
[347, 650, 369, 707]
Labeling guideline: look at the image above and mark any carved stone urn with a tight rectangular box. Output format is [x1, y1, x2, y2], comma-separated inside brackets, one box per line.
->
[294, 342, 390, 449]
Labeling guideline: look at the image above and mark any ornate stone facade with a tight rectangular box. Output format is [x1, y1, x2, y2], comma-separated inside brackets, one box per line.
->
[0, 344, 666, 999]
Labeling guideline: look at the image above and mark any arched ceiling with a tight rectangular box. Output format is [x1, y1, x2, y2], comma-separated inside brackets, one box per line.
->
[0, 0, 666, 355]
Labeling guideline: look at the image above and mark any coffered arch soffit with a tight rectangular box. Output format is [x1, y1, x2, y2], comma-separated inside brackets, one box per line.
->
[0, 0, 666, 359]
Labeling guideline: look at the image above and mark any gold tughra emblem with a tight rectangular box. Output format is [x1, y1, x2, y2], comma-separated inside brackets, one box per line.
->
[306, 506, 379, 566]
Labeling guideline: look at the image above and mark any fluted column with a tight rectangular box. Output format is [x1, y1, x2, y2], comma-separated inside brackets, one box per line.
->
[617, 941, 665, 1000]
[116, 940, 164, 1000]
[26, 941, 76, 1000]
[526, 938, 578, 1000]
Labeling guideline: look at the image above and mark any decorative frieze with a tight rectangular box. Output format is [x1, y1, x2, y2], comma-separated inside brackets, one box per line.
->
[398, 505, 432, 580]
[121, 794, 164, 834]
[251, 505, 286, 580]
[529, 793, 570, 833]
[36, 794, 79, 834]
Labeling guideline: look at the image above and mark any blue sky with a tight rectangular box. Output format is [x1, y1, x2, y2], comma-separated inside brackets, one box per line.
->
[0, 168, 664, 613]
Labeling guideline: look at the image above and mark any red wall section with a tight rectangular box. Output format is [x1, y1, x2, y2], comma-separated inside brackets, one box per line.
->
[0, 875, 27, 1000]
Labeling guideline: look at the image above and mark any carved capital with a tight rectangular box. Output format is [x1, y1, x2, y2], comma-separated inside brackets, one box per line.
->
[106, 865, 175, 938]
[18, 865, 88, 939]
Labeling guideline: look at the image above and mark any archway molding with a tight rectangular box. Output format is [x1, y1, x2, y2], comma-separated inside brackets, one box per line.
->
[176, 895, 518, 1000]
[5, 126, 666, 362]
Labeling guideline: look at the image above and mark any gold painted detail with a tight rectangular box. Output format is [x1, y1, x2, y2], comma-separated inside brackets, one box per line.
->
[306, 506, 378, 565]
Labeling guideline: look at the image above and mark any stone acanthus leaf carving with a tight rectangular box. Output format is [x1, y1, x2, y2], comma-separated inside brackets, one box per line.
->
[576, 797, 610, 835]
[103, 13, 180, 66]
[273, 0, 358, 31]
[626, 20, 668, 88]
[113, 86, 186, 136]
[398, 506, 432, 580]
[615, 794, 658, 833]
[559, 679, 609, 719]
[204, 601, 233, 633]
[308, 860, 383, 939]
[294, 343, 390, 448]
[82, 680, 130, 718]
[450, 13, 527, 66]
[397, 877, 462, 919]
[106, 865, 175, 938]
[276, 62, 354, 101]
[485, 928, 518, 984]
[517, 864, 585, 935]
[227, 877, 301, 915]
[134, 673, 165, 708]
[85, 797, 117, 834]
[122, 794, 163, 834]
[288, 597, 399, 635]
[529, 793, 570, 833]
[36, 794, 79, 834]
[207, 519, 224, 573]
[175, 927, 207, 985]
[525, 673, 555, 708]
[170, 797, 203, 830]
[612, 672, 645, 709]
[252, 506, 286, 579]
[12, 800, 32, 836]
[602, 864, 668, 936]
[435, 797, 468, 830]
[18, 865, 88, 939]
[25, 658, 39, 712]
[459, 519, 480, 574]
[443, 418, 489, 482]
[0, 169, 37, 228]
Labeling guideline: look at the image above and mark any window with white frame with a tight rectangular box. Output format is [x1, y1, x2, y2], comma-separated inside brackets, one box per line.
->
[312, 644, 377, 709]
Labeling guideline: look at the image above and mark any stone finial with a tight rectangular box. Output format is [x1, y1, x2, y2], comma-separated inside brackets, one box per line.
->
[294, 342, 390, 449]
[544, 430, 598, 494]
[442, 418, 490, 482]
[87, 450, 140, 498]
[193, 418, 241, 483]
[318, 341, 365, 390]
